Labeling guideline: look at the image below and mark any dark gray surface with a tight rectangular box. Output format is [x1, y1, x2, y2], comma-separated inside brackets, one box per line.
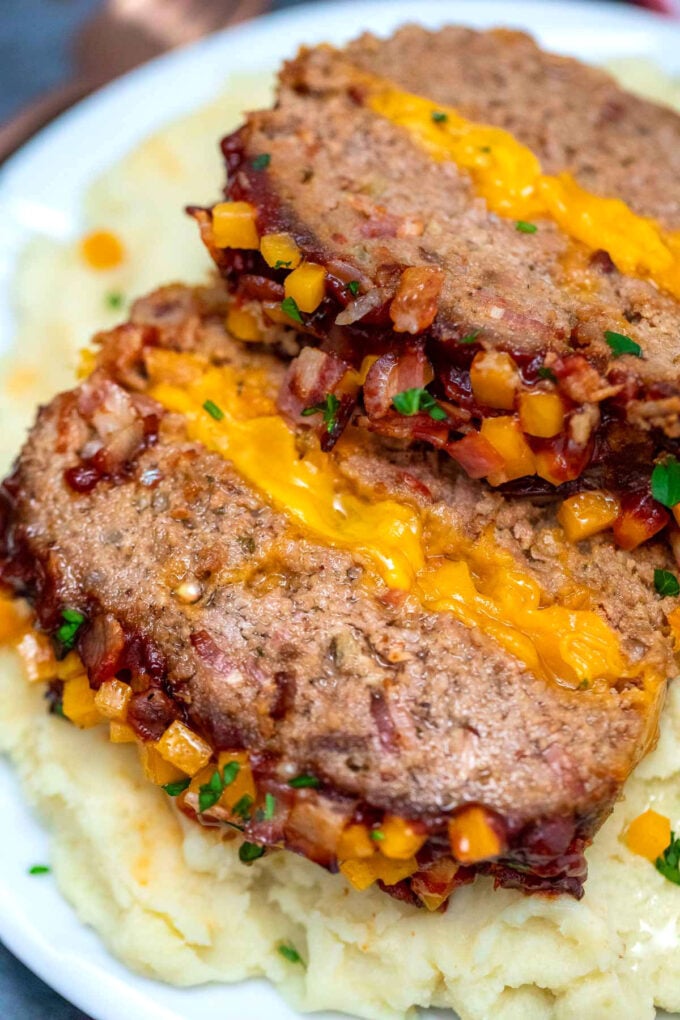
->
[0, 0, 632, 1018]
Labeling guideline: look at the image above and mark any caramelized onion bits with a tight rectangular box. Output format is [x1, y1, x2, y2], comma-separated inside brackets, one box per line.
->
[389, 266, 444, 334]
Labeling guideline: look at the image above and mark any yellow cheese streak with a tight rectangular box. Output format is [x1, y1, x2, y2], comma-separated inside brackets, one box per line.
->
[364, 76, 680, 300]
[148, 349, 638, 691]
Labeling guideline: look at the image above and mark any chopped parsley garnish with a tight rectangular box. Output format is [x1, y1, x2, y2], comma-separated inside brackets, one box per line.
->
[105, 290, 124, 310]
[369, 830, 385, 842]
[251, 153, 271, 170]
[233, 794, 254, 820]
[347, 280, 360, 296]
[203, 399, 224, 421]
[288, 774, 320, 789]
[604, 330, 642, 358]
[264, 792, 276, 821]
[431, 110, 448, 123]
[459, 330, 480, 344]
[163, 778, 190, 797]
[278, 942, 303, 964]
[222, 761, 240, 787]
[28, 865, 50, 875]
[281, 295, 303, 323]
[56, 608, 85, 650]
[301, 393, 340, 434]
[516, 220, 538, 234]
[392, 387, 447, 422]
[654, 569, 680, 597]
[274, 259, 292, 269]
[198, 769, 225, 813]
[239, 841, 266, 863]
[651, 457, 680, 508]
[537, 366, 557, 383]
[656, 831, 680, 886]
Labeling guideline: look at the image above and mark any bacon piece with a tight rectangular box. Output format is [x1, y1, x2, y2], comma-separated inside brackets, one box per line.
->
[363, 348, 433, 419]
[447, 432, 505, 479]
[79, 613, 126, 686]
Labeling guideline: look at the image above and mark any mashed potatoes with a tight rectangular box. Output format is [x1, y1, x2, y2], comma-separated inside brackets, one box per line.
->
[1, 60, 680, 1020]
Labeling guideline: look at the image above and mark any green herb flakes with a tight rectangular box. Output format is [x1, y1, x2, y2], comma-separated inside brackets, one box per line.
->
[278, 942, 304, 964]
[654, 569, 680, 597]
[281, 296, 303, 323]
[163, 778, 190, 797]
[656, 832, 680, 886]
[222, 761, 241, 787]
[274, 259, 292, 269]
[232, 794, 254, 820]
[105, 291, 124, 310]
[431, 110, 448, 124]
[56, 608, 85, 650]
[239, 841, 266, 863]
[347, 280, 360, 296]
[392, 387, 447, 422]
[264, 792, 276, 821]
[251, 153, 271, 170]
[28, 865, 50, 876]
[203, 399, 224, 421]
[301, 393, 340, 434]
[651, 457, 680, 508]
[516, 220, 538, 234]
[459, 330, 480, 344]
[370, 830, 385, 842]
[604, 330, 642, 358]
[537, 366, 557, 383]
[288, 774, 320, 789]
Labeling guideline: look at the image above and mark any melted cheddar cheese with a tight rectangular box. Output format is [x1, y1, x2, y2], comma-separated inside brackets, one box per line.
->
[364, 75, 680, 301]
[147, 349, 638, 690]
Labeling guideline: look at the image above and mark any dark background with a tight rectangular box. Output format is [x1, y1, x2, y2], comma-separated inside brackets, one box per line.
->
[0, 0, 647, 1017]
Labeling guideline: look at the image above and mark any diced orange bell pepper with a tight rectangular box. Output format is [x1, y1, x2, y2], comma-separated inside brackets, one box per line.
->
[284, 262, 327, 313]
[613, 493, 669, 551]
[62, 675, 103, 728]
[378, 815, 427, 860]
[448, 806, 502, 864]
[109, 721, 137, 743]
[0, 596, 29, 643]
[138, 743, 186, 785]
[480, 416, 536, 484]
[339, 854, 419, 891]
[260, 233, 302, 270]
[56, 651, 87, 681]
[519, 391, 565, 438]
[624, 809, 671, 862]
[337, 823, 376, 861]
[226, 305, 261, 342]
[94, 678, 132, 721]
[217, 750, 257, 809]
[156, 720, 212, 777]
[15, 630, 58, 683]
[80, 230, 125, 270]
[470, 351, 519, 410]
[557, 491, 621, 543]
[212, 202, 260, 249]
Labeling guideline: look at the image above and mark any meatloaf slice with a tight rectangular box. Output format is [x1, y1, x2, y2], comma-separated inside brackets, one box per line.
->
[193, 25, 680, 518]
[1, 283, 677, 905]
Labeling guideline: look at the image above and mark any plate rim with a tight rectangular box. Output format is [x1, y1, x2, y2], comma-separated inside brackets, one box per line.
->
[1, 2, 680, 1018]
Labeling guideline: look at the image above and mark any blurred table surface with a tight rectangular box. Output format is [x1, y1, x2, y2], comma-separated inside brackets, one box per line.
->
[0, 0, 638, 1017]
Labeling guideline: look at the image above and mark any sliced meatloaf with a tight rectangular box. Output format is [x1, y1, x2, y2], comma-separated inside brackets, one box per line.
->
[193, 25, 680, 515]
[1, 284, 677, 905]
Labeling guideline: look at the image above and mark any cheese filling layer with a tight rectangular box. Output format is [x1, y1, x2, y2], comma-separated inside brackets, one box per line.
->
[362, 73, 680, 300]
[147, 348, 639, 690]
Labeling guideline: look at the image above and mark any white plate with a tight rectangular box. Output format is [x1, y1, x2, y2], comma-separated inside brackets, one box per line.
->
[1, 2, 680, 1018]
